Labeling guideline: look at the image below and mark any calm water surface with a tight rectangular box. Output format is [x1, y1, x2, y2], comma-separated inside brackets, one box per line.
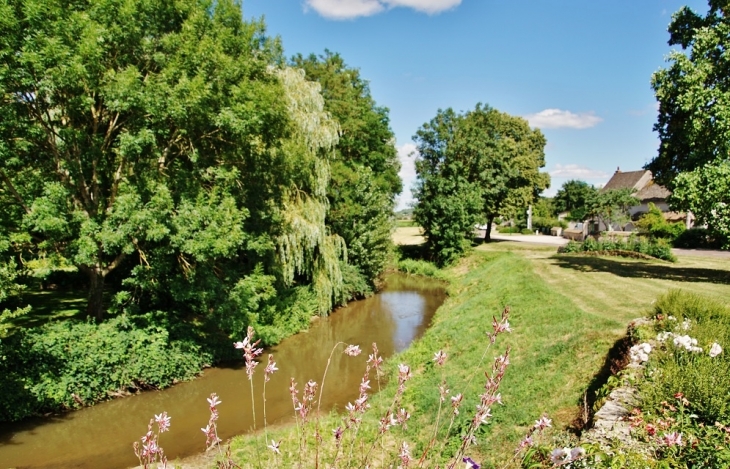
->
[0, 274, 446, 469]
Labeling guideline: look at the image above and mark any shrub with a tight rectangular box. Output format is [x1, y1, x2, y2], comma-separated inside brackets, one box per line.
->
[521, 228, 535, 235]
[557, 237, 676, 261]
[636, 203, 686, 241]
[0, 316, 210, 422]
[673, 227, 727, 249]
[641, 291, 730, 423]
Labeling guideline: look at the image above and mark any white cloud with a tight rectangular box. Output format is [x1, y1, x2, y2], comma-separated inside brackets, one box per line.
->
[304, 0, 461, 19]
[524, 109, 603, 129]
[396, 142, 418, 210]
[549, 164, 609, 179]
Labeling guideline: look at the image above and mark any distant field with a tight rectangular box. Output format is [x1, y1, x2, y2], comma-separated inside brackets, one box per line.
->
[392, 225, 425, 245]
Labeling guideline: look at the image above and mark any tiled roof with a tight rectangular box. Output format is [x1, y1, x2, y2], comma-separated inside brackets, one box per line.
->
[601, 170, 651, 192]
[636, 183, 671, 201]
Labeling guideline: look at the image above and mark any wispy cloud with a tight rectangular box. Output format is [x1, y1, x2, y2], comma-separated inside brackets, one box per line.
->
[524, 109, 603, 129]
[396, 142, 418, 210]
[304, 0, 461, 20]
[549, 164, 610, 179]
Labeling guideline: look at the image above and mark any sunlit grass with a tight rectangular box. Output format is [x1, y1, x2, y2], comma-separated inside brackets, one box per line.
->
[225, 249, 623, 467]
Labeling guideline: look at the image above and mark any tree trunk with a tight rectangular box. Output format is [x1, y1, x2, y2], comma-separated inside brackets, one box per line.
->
[86, 267, 105, 321]
[484, 214, 495, 242]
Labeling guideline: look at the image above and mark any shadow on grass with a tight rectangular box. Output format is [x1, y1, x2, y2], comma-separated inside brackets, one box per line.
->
[8, 289, 89, 328]
[552, 254, 730, 285]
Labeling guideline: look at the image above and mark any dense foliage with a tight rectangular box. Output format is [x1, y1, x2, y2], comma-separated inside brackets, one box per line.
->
[636, 203, 686, 240]
[0, 315, 209, 422]
[291, 51, 400, 290]
[0, 0, 400, 421]
[412, 105, 549, 264]
[649, 0, 730, 249]
[585, 189, 638, 232]
[554, 179, 598, 221]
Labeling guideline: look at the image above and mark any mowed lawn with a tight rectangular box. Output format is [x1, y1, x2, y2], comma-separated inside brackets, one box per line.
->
[476, 240, 730, 335]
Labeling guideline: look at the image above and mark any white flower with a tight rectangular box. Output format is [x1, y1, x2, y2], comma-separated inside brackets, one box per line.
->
[673, 335, 703, 353]
[681, 318, 691, 331]
[667, 315, 677, 321]
[630, 343, 652, 363]
[657, 331, 674, 342]
[710, 342, 723, 358]
[550, 447, 571, 465]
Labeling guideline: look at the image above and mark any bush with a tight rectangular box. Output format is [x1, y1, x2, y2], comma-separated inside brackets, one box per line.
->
[636, 203, 686, 241]
[521, 228, 535, 235]
[558, 237, 676, 261]
[496, 226, 521, 234]
[673, 227, 727, 249]
[0, 316, 210, 422]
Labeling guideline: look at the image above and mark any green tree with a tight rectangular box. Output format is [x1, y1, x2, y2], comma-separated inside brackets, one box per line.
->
[0, 0, 344, 323]
[413, 105, 549, 264]
[648, 0, 730, 186]
[671, 160, 730, 248]
[587, 189, 639, 232]
[291, 51, 400, 288]
[554, 179, 598, 220]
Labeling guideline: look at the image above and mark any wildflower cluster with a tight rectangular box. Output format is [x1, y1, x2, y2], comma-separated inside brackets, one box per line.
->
[133, 412, 170, 469]
[234, 326, 263, 380]
[515, 415, 552, 455]
[629, 342, 652, 363]
[202, 393, 222, 450]
[549, 446, 586, 466]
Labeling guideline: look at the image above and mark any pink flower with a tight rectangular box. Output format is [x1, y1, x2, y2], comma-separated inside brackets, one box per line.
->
[154, 412, 171, 433]
[399, 441, 412, 467]
[264, 355, 278, 382]
[433, 350, 448, 366]
[534, 415, 552, 431]
[662, 431, 683, 447]
[207, 393, 222, 408]
[344, 344, 362, 356]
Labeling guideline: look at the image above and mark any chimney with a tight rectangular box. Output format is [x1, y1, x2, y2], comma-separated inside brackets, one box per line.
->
[615, 166, 621, 174]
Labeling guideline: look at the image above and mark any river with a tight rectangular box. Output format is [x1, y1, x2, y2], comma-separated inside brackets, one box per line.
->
[0, 274, 446, 468]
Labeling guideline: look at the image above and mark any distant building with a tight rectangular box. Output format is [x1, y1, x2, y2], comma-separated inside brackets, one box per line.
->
[581, 168, 693, 236]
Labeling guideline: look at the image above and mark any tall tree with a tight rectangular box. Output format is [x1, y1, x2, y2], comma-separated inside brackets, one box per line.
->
[0, 0, 344, 322]
[554, 180, 598, 220]
[648, 0, 730, 187]
[291, 51, 400, 287]
[413, 105, 549, 264]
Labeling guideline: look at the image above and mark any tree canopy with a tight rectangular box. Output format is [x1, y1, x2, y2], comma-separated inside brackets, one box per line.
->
[554, 180, 598, 220]
[413, 104, 549, 264]
[648, 0, 730, 187]
[0, 0, 348, 330]
[648, 0, 730, 248]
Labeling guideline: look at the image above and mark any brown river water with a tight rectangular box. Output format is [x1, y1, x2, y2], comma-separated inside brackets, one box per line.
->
[0, 274, 446, 469]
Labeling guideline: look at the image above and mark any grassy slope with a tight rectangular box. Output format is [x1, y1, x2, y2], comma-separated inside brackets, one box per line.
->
[227, 249, 620, 467]
[225, 242, 730, 467]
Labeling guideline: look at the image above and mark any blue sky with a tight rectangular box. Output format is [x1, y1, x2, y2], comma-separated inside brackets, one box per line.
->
[241, 0, 708, 209]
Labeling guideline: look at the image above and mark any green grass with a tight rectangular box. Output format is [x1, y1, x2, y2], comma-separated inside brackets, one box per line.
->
[476, 242, 730, 330]
[225, 249, 624, 467]
[396, 219, 417, 228]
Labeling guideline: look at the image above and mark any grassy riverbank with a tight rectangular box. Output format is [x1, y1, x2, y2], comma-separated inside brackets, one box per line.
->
[223, 249, 620, 467]
[219, 238, 730, 468]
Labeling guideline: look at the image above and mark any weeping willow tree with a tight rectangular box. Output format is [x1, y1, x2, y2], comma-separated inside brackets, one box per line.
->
[274, 67, 345, 314]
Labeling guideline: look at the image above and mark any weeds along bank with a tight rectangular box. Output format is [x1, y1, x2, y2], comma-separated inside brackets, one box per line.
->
[192, 250, 622, 467]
